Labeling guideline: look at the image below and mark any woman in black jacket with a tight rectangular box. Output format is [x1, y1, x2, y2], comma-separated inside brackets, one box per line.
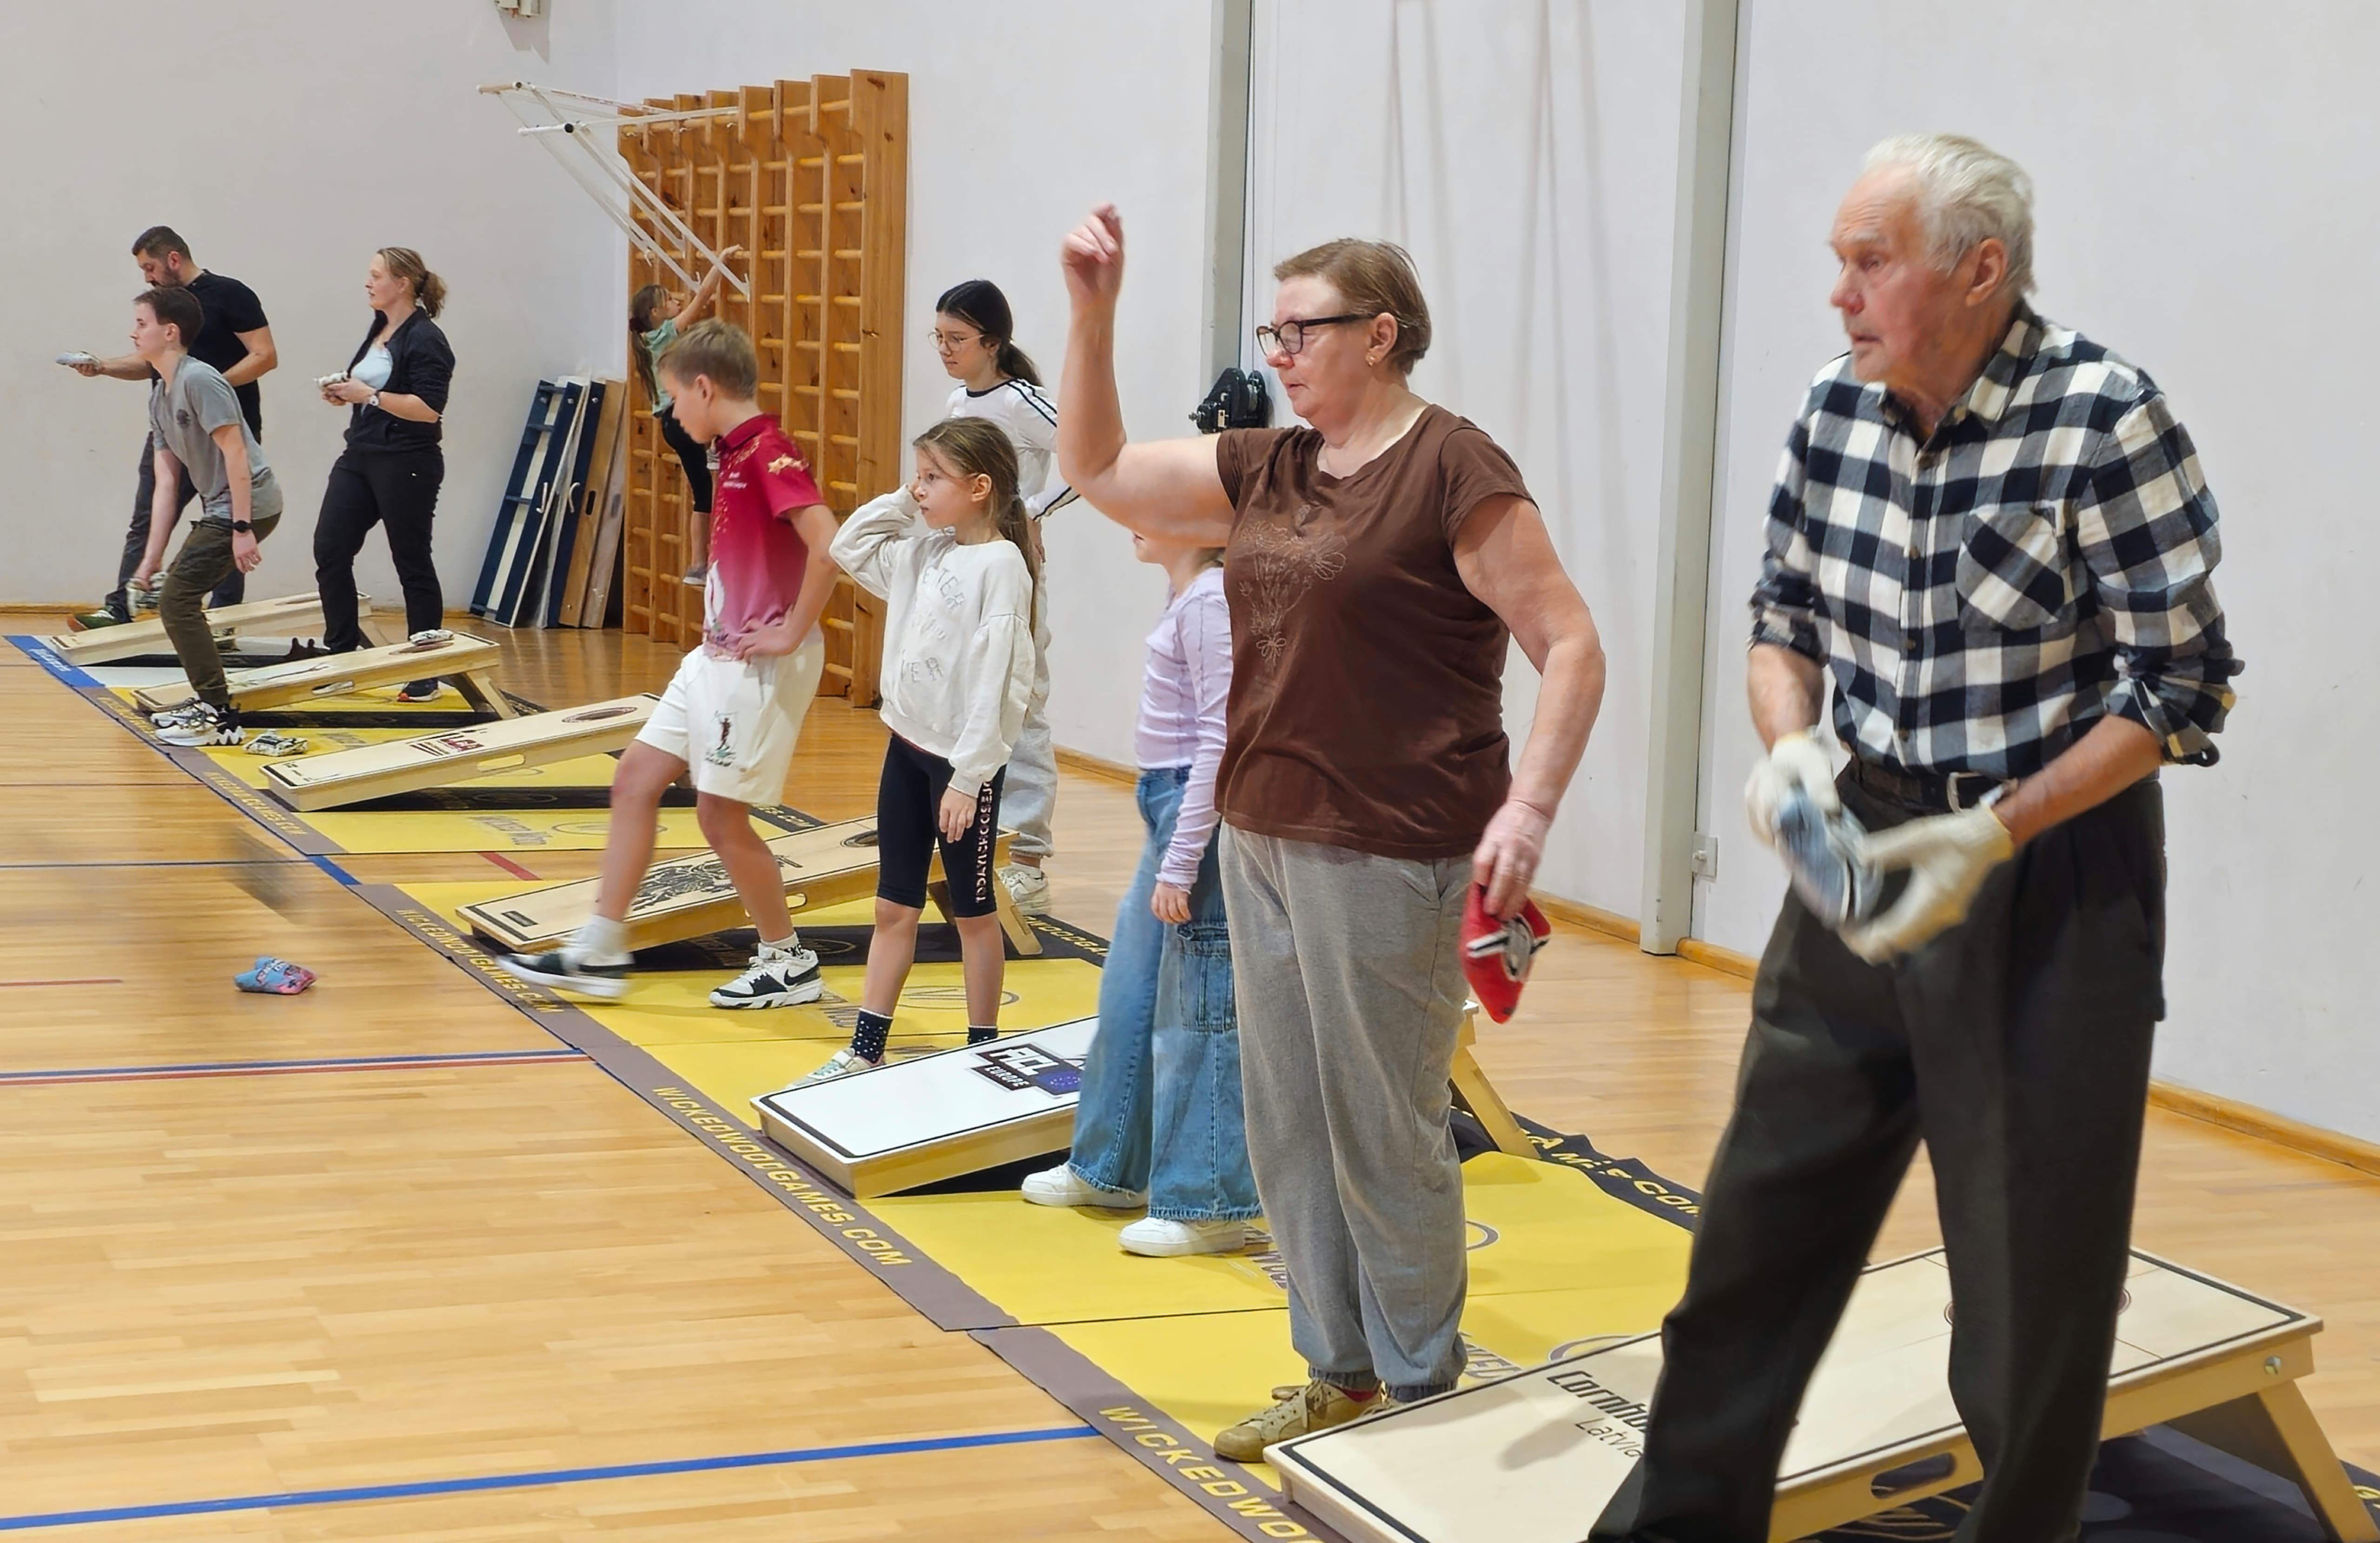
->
[316, 246, 454, 700]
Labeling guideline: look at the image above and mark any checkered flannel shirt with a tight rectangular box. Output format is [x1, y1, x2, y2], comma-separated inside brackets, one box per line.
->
[1752, 304, 2240, 778]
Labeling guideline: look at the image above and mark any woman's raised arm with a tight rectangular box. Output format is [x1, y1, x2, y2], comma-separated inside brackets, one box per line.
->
[1058, 205, 1235, 546]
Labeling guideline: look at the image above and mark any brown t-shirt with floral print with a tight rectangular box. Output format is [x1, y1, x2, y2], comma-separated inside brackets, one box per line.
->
[1211, 404, 1531, 860]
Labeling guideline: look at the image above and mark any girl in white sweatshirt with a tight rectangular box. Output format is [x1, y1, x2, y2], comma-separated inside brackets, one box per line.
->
[806, 417, 1039, 1081]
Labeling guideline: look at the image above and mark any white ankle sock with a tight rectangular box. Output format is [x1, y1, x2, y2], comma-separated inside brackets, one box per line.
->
[575, 915, 630, 964]
[760, 932, 802, 958]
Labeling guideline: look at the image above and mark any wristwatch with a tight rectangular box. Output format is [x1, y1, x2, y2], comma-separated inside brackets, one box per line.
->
[230, 520, 253, 534]
[368, 391, 382, 410]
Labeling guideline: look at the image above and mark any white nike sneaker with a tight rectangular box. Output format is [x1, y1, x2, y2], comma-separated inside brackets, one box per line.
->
[1020, 1163, 1146, 1209]
[1118, 1217, 1250, 1257]
[710, 946, 825, 1009]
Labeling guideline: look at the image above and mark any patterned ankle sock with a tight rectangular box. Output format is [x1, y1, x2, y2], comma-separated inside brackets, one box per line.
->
[967, 1025, 998, 1045]
[852, 1009, 893, 1063]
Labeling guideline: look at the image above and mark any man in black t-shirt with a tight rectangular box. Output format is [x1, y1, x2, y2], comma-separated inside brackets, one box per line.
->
[68, 226, 277, 627]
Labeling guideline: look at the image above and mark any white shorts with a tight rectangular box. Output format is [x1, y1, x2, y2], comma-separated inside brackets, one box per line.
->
[637, 634, 826, 805]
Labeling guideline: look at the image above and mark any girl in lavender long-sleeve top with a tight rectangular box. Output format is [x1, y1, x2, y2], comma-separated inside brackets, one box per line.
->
[1020, 534, 1257, 1254]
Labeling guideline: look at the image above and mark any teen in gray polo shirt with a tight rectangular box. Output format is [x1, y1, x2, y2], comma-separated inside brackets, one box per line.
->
[128, 284, 284, 745]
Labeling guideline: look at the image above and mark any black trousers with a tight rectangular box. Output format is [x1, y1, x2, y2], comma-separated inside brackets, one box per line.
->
[313, 446, 446, 652]
[875, 735, 1005, 917]
[657, 405, 713, 514]
[1593, 771, 2166, 1543]
[112, 433, 242, 617]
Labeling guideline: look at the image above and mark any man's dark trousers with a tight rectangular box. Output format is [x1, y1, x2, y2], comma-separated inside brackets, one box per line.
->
[1592, 768, 2166, 1543]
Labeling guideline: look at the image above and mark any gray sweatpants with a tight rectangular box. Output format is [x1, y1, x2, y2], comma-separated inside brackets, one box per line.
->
[1003, 581, 1057, 862]
[1220, 824, 1472, 1400]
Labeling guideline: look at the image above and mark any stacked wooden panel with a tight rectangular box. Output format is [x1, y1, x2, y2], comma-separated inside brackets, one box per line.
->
[619, 72, 906, 702]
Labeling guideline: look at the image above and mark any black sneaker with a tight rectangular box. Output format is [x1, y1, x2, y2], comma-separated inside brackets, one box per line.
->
[396, 679, 442, 704]
[500, 948, 632, 1000]
[708, 946, 825, 1009]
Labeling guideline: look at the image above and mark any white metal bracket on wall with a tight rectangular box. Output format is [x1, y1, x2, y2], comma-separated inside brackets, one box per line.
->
[479, 81, 751, 301]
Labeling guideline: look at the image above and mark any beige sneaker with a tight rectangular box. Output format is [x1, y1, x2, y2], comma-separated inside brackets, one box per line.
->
[1213, 1379, 1387, 1463]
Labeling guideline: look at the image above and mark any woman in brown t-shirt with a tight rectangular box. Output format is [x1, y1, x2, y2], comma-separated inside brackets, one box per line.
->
[1057, 205, 1607, 1457]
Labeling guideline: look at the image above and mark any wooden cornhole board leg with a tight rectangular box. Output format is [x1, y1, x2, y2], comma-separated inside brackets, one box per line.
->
[2169, 1381, 2379, 1542]
[451, 668, 519, 720]
[921, 831, 1043, 958]
[1451, 1011, 1532, 1158]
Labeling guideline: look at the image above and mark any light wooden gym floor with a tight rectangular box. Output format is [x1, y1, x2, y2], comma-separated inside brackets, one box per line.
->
[2, 613, 2374, 1537]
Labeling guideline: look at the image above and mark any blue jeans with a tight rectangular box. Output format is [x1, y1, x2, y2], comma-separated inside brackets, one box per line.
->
[1067, 768, 1259, 1222]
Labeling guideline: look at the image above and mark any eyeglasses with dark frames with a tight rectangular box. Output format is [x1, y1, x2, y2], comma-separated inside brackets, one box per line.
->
[1253, 313, 1370, 358]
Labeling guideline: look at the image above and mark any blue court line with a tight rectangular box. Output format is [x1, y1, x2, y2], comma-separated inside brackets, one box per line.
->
[0, 1424, 1100, 1531]
[307, 852, 357, 886]
[0, 1048, 587, 1082]
[5, 635, 100, 690]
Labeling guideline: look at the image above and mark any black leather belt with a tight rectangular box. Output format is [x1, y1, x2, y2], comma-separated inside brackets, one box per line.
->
[1848, 757, 2014, 814]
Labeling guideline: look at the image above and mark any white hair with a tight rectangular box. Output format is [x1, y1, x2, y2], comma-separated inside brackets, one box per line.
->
[1863, 133, 2036, 296]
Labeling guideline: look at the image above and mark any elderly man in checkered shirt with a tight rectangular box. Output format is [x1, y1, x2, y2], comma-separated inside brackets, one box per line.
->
[1593, 135, 2240, 1543]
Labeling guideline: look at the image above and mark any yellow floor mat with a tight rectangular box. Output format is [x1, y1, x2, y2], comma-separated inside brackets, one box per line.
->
[878, 1154, 1689, 1330]
[1035, 1240, 1687, 1480]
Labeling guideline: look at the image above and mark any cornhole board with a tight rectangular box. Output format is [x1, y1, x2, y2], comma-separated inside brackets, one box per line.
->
[1270, 1248, 2380, 1543]
[461, 815, 1042, 959]
[130, 632, 511, 719]
[750, 1009, 1519, 1199]
[259, 694, 659, 811]
[751, 1015, 1100, 1197]
[40, 591, 387, 668]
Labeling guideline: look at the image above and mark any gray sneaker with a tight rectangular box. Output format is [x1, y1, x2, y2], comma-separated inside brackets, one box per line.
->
[154, 704, 244, 748]
[149, 697, 207, 727]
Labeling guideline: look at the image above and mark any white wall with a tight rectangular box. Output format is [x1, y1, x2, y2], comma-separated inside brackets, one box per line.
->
[1691, 0, 2380, 1142]
[611, 0, 1220, 766]
[1242, 0, 1689, 916]
[0, 0, 621, 611]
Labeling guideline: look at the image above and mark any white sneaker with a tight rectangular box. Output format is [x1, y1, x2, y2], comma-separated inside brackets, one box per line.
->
[710, 946, 825, 1009]
[155, 705, 244, 747]
[999, 864, 1050, 916]
[1118, 1216, 1250, 1257]
[149, 697, 206, 727]
[1020, 1163, 1146, 1209]
[801, 1047, 880, 1084]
